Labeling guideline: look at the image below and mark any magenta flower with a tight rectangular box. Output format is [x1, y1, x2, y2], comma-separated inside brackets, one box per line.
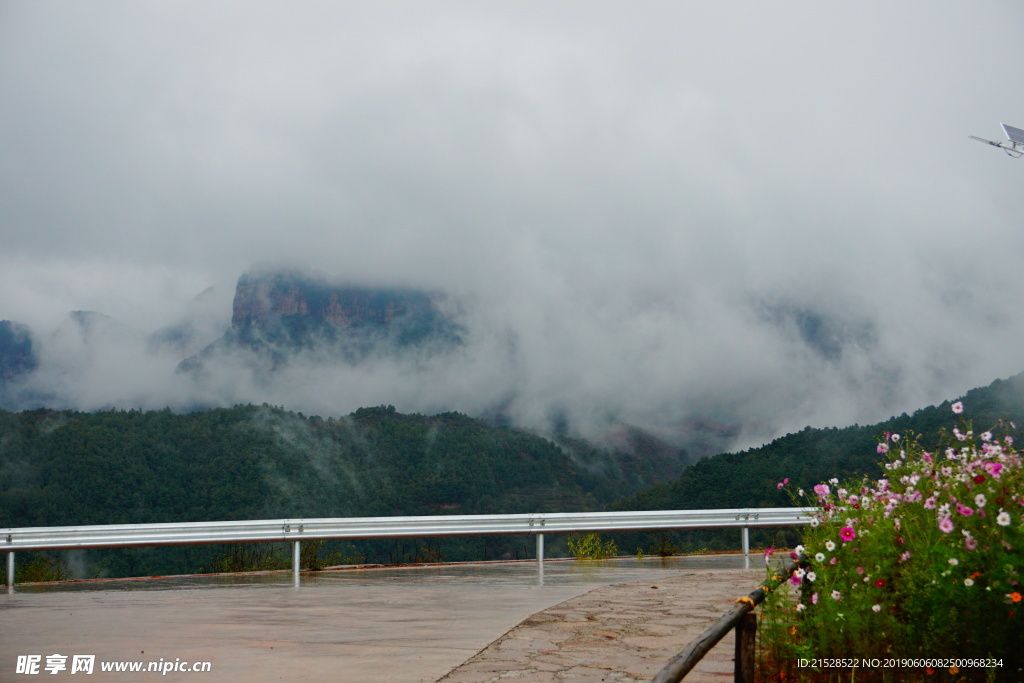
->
[956, 504, 974, 517]
[814, 483, 831, 498]
[839, 526, 856, 542]
[985, 462, 1004, 478]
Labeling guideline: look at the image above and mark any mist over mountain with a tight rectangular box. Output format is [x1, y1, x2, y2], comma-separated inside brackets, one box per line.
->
[2, 263, 1021, 462]
[178, 270, 462, 378]
[3, 4, 1024, 458]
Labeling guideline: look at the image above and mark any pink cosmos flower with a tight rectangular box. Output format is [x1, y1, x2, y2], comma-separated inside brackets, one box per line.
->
[939, 517, 954, 533]
[839, 526, 856, 542]
[814, 483, 831, 498]
[811, 593, 819, 604]
[831, 590, 842, 601]
[900, 550, 912, 562]
[985, 462, 1004, 479]
[965, 538, 978, 551]
[952, 401, 964, 414]
[872, 604, 881, 612]
[877, 442, 889, 454]
[956, 504, 974, 517]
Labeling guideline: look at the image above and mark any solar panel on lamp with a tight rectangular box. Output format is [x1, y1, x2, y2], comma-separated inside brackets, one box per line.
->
[1001, 123, 1024, 145]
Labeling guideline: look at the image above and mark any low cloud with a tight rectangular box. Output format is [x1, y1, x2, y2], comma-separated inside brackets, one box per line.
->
[2, 2, 1024, 451]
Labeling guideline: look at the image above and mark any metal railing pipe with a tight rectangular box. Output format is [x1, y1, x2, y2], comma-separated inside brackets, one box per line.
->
[651, 555, 800, 683]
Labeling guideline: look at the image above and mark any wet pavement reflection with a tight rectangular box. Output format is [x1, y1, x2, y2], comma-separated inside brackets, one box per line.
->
[12, 553, 750, 593]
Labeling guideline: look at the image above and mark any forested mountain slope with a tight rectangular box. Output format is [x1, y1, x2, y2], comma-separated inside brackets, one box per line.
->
[0, 403, 686, 576]
[614, 372, 1024, 512]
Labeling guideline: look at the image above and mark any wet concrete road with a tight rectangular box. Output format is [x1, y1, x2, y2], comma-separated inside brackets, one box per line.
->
[2, 555, 763, 681]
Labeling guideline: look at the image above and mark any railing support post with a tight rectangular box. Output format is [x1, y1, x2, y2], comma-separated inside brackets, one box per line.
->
[734, 610, 757, 683]
[292, 541, 300, 588]
[536, 533, 544, 565]
[6, 552, 13, 592]
[741, 526, 750, 568]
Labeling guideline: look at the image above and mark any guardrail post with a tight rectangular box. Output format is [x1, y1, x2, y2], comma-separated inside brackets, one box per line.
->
[741, 526, 750, 569]
[292, 541, 300, 588]
[536, 533, 544, 566]
[6, 552, 12, 592]
[734, 610, 756, 683]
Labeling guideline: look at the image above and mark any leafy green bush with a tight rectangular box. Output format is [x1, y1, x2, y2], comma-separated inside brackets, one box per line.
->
[760, 402, 1023, 681]
[0, 553, 71, 584]
[567, 532, 618, 560]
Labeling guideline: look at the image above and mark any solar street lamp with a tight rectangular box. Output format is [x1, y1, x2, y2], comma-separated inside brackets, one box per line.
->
[970, 122, 1024, 158]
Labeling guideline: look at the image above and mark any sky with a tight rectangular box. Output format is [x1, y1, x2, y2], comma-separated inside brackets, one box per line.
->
[2, 1, 1024, 450]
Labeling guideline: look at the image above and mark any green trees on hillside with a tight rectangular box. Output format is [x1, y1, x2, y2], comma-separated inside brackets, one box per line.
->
[4, 372, 1024, 579]
[0, 403, 684, 577]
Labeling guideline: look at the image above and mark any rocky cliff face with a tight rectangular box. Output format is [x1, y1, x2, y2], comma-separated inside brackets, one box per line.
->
[0, 320, 37, 382]
[179, 270, 462, 374]
[231, 271, 443, 331]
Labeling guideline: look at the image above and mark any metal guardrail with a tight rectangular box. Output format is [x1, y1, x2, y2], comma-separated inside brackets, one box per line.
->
[3, 507, 814, 589]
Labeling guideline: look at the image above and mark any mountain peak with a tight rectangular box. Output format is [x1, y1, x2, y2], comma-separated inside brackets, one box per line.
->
[179, 270, 462, 374]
